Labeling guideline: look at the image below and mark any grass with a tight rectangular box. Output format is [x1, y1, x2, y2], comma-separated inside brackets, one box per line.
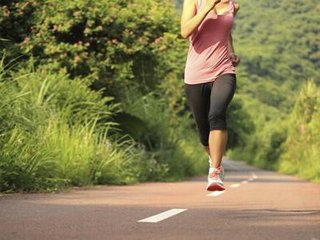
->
[0, 62, 169, 192]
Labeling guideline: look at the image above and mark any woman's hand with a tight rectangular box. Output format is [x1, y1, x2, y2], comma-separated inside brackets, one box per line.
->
[181, 0, 222, 39]
[204, 0, 222, 11]
[229, 53, 240, 66]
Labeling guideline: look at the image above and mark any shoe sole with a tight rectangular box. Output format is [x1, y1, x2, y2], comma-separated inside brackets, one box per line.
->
[206, 182, 225, 191]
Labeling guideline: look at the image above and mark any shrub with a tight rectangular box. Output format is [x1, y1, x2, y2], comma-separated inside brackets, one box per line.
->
[2, 0, 179, 100]
[279, 80, 320, 182]
[117, 89, 207, 180]
[0, 62, 168, 192]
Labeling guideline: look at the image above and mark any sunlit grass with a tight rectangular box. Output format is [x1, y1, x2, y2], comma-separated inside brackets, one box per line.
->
[0, 62, 168, 192]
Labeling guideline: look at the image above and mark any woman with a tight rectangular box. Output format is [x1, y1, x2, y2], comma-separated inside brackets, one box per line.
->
[181, 0, 240, 191]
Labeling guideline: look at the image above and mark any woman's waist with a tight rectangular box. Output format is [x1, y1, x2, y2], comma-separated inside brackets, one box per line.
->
[186, 48, 230, 67]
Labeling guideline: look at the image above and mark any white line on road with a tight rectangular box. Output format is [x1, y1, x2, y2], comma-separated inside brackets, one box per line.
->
[137, 209, 187, 223]
[229, 183, 241, 188]
[251, 172, 258, 179]
[241, 180, 248, 184]
[207, 191, 225, 197]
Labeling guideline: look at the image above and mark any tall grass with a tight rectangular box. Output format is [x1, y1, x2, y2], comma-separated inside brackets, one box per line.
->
[120, 88, 208, 180]
[279, 80, 320, 182]
[0, 62, 167, 193]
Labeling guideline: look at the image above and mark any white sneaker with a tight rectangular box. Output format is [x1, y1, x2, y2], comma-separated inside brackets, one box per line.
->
[208, 156, 224, 181]
[207, 156, 225, 191]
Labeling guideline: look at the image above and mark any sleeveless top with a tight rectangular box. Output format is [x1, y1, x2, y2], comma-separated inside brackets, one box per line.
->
[184, 0, 236, 85]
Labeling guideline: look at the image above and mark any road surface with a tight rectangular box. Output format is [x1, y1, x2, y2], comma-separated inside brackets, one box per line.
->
[0, 159, 319, 240]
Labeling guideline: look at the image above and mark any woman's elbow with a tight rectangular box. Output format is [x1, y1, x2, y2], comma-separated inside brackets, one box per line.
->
[180, 29, 190, 39]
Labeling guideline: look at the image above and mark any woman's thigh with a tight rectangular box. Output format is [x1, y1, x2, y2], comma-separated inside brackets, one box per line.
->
[184, 82, 212, 146]
[208, 74, 237, 130]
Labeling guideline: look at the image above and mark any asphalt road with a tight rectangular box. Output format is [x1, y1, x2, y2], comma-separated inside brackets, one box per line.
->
[0, 159, 319, 240]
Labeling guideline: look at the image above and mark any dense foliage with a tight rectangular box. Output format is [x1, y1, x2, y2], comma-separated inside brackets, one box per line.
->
[0, 0, 319, 192]
[0, 63, 167, 192]
[0, 0, 209, 192]
[226, 0, 319, 173]
[279, 81, 320, 182]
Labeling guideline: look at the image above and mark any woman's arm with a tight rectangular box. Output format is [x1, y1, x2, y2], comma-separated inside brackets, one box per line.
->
[228, 2, 240, 65]
[228, 33, 235, 54]
[233, 1, 240, 15]
[180, 0, 221, 39]
[228, 1, 240, 54]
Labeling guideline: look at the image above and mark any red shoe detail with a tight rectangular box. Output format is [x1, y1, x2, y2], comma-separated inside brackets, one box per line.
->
[206, 182, 225, 191]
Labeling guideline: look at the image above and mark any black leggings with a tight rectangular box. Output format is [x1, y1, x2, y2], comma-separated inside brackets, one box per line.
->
[184, 73, 236, 147]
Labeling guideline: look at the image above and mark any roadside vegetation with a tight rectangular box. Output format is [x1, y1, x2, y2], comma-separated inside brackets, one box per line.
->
[0, 0, 318, 193]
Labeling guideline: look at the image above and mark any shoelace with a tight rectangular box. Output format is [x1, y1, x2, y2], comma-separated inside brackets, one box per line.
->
[208, 168, 222, 179]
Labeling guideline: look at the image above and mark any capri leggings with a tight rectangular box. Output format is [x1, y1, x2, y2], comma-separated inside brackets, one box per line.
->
[184, 73, 237, 147]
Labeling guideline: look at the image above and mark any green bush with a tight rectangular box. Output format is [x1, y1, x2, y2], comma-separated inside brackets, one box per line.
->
[0, 0, 211, 193]
[0, 1, 38, 61]
[117, 88, 207, 180]
[279, 80, 320, 182]
[3, 0, 180, 100]
[0, 62, 168, 192]
[228, 93, 288, 170]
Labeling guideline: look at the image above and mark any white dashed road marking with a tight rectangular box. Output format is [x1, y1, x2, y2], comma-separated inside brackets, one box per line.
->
[137, 209, 187, 223]
[230, 183, 241, 188]
[251, 172, 258, 179]
[138, 171, 258, 223]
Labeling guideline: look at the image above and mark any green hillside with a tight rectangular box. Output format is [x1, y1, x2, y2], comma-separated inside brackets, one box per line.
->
[235, 0, 319, 83]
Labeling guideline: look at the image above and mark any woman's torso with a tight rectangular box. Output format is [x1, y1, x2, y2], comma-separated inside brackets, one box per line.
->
[184, 0, 236, 85]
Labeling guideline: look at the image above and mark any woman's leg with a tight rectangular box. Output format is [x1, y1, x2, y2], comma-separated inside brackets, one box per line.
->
[208, 130, 227, 168]
[208, 74, 236, 168]
[184, 82, 211, 152]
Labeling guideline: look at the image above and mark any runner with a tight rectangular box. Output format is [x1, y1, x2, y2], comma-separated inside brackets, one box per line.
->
[181, 0, 240, 191]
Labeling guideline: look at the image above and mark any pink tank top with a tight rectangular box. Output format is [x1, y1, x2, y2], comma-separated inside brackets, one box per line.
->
[184, 0, 236, 84]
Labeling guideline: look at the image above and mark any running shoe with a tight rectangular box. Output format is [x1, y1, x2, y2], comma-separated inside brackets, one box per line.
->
[208, 156, 224, 181]
[207, 165, 225, 191]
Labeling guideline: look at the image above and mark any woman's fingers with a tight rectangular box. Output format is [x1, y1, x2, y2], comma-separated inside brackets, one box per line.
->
[230, 54, 240, 66]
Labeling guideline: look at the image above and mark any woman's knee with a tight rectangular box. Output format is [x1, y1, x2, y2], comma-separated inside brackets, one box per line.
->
[208, 109, 227, 130]
[200, 135, 209, 146]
